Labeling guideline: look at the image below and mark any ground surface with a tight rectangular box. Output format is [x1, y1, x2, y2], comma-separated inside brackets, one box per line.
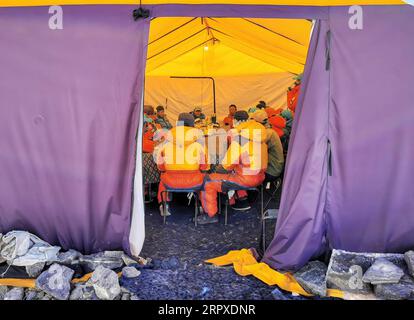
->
[130, 189, 303, 300]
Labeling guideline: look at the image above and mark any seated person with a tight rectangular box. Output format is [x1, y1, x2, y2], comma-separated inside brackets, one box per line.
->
[156, 113, 209, 217]
[155, 105, 173, 130]
[256, 100, 267, 110]
[287, 74, 302, 113]
[223, 104, 237, 129]
[144, 105, 157, 123]
[280, 109, 294, 152]
[251, 110, 284, 181]
[190, 107, 206, 121]
[143, 106, 159, 154]
[199, 111, 268, 224]
[265, 107, 286, 138]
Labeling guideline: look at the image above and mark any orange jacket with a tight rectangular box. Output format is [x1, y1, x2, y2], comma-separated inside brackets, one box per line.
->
[265, 108, 286, 138]
[223, 115, 234, 128]
[287, 84, 301, 113]
[156, 126, 209, 172]
[222, 120, 268, 176]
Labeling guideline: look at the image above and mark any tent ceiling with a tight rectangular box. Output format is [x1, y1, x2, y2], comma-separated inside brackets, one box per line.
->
[146, 17, 312, 76]
[1, 1, 406, 7]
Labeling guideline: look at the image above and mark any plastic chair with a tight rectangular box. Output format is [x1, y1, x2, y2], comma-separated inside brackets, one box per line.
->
[160, 187, 202, 226]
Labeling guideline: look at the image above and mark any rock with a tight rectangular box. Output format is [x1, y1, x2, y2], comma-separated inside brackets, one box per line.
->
[122, 266, 141, 278]
[122, 254, 138, 266]
[362, 258, 404, 285]
[4, 287, 24, 300]
[0, 234, 5, 264]
[0, 286, 8, 300]
[79, 252, 124, 272]
[26, 262, 45, 278]
[35, 263, 75, 300]
[121, 293, 131, 300]
[326, 250, 405, 294]
[130, 294, 140, 300]
[56, 249, 82, 265]
[89, 265, 121, 300]
[271, 287, 290, 300]
[374, 275, 414, 300]
[293, 260, 328, 297]
[69, 284, 99, 300]
[404, 251, 414, 277]
[24, 289, 39, 301]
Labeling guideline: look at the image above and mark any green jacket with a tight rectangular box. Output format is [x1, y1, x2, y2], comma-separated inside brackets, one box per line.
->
[156, 116, 173, 130]
[265, 128, 284, 177]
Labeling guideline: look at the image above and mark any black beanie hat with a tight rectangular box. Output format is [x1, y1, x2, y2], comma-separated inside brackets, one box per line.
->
[177, 113, 195, 127]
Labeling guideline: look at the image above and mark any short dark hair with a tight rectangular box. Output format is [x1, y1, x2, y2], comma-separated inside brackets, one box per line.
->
[156, 105, 164, 112]
[144, 105, 154, 115]
[234, 110, 249, 122]
[229, 104, 237, 109]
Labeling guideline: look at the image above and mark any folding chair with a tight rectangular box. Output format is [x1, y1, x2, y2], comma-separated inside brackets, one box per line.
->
[160, 187, 202, 226]
[263, 177, 282, 212]
[260, 177, 282, 251]
[218, 186, 263, 226]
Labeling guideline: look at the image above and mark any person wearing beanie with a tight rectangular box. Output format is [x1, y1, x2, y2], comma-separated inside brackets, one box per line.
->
[155, 105, 173, 130]
[265, 107, 286, 138]
[199, 112, 268, 221]
[156, 113, 209, 217]
[251, 110, 284, 181]
[190, 106, 206, 121]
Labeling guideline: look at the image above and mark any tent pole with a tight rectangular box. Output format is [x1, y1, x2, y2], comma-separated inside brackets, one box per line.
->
[170, 76, 216, 114]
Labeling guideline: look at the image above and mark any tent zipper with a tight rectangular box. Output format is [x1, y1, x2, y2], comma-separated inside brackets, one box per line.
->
[325, 30, 331, 71]
[327, 139, 332, 176]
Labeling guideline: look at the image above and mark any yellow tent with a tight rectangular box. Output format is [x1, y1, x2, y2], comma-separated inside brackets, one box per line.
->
[145, 16, 312, 120]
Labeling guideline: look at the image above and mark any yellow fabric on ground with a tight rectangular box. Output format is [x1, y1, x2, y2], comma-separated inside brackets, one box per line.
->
[206, 249, 344, 299]
[1, 1, 406, 8]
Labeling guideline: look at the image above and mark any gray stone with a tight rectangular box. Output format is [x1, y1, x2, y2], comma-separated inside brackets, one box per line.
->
[69, 284, 99, 300]
[36, 263, 75, 300]
[121, 293, 131, 300]
[122, 254, 138, 266]
[0, 234, 5, 264]
[271, 288, 290, 300]
[4, 287, 24, 300]
[326, 250, 405, 294]
[122, 266, 141, 278]
[0, 286, 8, 300]
[130, 294, 140, 300]
[56, 249, 82, 265]
[404, 251, 414, 277]
[24, 289, 39, 301]
[79, 252, 124, 272]
[362, 258, 404, 285]
[89, 265, 121, 300]
[26, 262, 45, 278]
[374, 275, 414, 300]
[293, 261, 327, 297]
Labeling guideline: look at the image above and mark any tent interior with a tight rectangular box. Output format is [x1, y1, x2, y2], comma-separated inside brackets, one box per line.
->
[144, 17, 313, 122]
[142, 16, 313, 250]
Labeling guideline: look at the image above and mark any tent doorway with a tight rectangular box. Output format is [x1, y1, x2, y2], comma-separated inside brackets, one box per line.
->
[140, 16, 314, 263]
